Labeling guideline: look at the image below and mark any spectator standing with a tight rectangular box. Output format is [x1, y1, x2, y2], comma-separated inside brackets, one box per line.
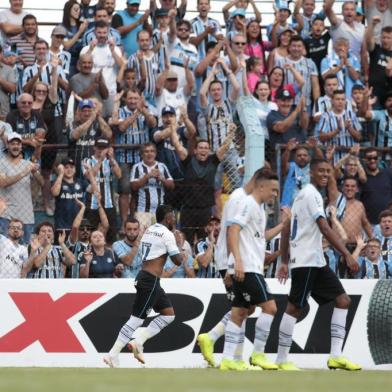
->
[111, 88, 156, 226]
[325, 0, 365, 61]
[0, 199, 33, 278]
[0, 132, 43, 243]
[28, 221, 75, 279]
[8, 14, 41, 68]
[374, 209, 392, 269]
[83, 138, 121, 244]
[360, 148, 392, 225]
[80, 0, 97, 29]
[245, 21, 270, 76]
[0, 0, 27, 47]
[112, 0, 150, 57]
[99, 0, 117, 24]
[51, 159, 86, 234]
[49, 25, 71, 77]
[365, 20, 392, 107]
[364, 0, 392, 44]
[113, 217, 143, 278]
[266, 89, 308, 150]
[61, 0, 89, 77]
[296, 0, 326, 40]
[0, 44, 17, 120]
[80, 21, 124, 116]
[130, 142, 174, 228]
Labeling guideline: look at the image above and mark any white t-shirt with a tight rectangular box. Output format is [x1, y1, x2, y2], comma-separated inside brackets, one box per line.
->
[215, 187, 247, 271]
[80, 44, 122, 96]
[140, 223, 179, 261]
[330, 20, 365, 60]
[0, 234, 28, 278]
[289, 183, 327, 269]
[227, 195, 266, 274]
[156, 87, 189, 125]
[0, 9, 27, 47]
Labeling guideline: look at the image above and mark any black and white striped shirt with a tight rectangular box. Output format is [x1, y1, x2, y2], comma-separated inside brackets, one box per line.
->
[203, 99, 233, 152]
[22, 62, 68, 116]
[29, 245, 65, 279]
[130, 161, 173, 213]
[127, 51, 161, 104]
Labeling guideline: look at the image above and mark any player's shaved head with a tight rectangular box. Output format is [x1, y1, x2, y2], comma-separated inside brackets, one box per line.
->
[310, 158, 329, 171]
[156, 204, 174, 223]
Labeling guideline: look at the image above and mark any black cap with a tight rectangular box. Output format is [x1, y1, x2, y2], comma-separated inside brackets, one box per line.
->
[161, 105, 176, 116]
[95, 138, 110, 148]
[276, 88, 293, 100]
[61, 158, 75, 166]
[80, 219, 94, 229]
[155, 8, 168, 17]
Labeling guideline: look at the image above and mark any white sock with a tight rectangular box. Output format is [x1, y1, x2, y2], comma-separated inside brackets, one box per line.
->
[222, 320, 242, 361]
[208, 311, 231, 342]
[137, 315, 175, 345]
[253, 313, 274, 354]
[276, 313, 297, 364]
[233, 320, 246, 361]
[330, 308, 348, 357]
[110, 315, 144, 355]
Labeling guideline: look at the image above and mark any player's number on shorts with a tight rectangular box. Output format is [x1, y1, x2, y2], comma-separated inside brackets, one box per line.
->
[290, 215, 298, 241]
[141, 242, 152, 262]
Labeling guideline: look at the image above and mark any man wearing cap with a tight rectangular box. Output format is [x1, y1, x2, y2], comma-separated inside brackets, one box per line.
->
[150, 0, 187, 28]
[51, 159, 86, 234]
[0, 44, 17, 120]
[267, 0, 304, 43]
[0, 132, 43, 243]
[49, 25, 71, 77]
[155, 67, 193, 124]
[127, 29, 161, 105]
[190, 0, 223, 60]
[153, 105, 195, 207]
[68, 98, 112, 177]
[82, 138, 121, 244]
[152, 8, 170, 71]
[325, 0, 365, 61]
[266, 89, 308, 150]
[223, 0, 261, 37]
[70, 53, 109, 104]
[82, 5, 122, 47]
[195, 215, 220, 278]
[112, 0, 150, 57]
[111, 88, 156, 226]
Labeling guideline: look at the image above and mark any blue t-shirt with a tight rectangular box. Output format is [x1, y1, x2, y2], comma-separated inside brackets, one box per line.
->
[112, 239, 143, 278]
[54, 179, 86, 230]
[80, 248, 119, 278]
[163, 255, 194, 278]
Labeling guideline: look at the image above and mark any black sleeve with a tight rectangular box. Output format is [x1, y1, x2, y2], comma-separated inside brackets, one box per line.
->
[182, 155, 192, 166]
[111, 14, 123, 29]
[34, 111, 47, 131]
[211, 154, 220, 166]
[5, 111, 16, 131]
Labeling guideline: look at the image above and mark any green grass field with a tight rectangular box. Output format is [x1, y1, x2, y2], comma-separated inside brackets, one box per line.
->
[0, 369, 391, 392]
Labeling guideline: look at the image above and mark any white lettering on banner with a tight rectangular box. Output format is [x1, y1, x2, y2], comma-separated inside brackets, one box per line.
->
[0, 279, 391, 370]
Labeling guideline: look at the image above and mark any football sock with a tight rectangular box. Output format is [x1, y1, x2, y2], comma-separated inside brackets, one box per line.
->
[222, 320, 242, 361]
[110, 315, 144, 355]
[276, 313, 297, 363]
[137, 315, 175, 345]
[233, 320, 246, 361]
[330, 308, 348, 357]
[208, 311, 231, 342]
[254, 312, 274, 353]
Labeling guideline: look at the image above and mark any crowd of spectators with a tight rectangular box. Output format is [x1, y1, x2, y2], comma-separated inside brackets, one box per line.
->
[0, 0, 392, 280]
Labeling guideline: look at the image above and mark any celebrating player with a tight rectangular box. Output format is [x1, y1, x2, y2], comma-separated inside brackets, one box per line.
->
[276, 159, 361, 371]
[104, 205, 183, 367]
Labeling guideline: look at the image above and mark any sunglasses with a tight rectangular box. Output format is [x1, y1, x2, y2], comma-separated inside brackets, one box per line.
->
[366, 156, 378, 161]
[20, 101, 33, 104]
[35, 89, 48, 93]
[79, 226, 92, 231]
[178, 28, 189, 32]
[234, 42, 246, 46]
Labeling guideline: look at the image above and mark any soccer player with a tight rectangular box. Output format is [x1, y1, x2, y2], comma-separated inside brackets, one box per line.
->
[219, 169, 280, 371]
[276, 159, 361, 371]
[104, 204, 183, 367]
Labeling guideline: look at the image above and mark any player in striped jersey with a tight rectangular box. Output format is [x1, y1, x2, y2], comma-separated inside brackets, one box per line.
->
[82, 138, 121, 244]
[28, 221, 75, 279]
[131, 142, 174, 228]
[190, 0, 223, 61]
[315, 90, 362, 162]
[127, 30, 161, 105]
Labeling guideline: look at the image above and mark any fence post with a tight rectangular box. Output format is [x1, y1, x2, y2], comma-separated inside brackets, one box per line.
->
[236, 95, 265, 182]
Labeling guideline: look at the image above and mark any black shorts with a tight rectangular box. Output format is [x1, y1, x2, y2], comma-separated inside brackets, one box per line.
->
[232, 272, 273, 308]
[132, 270, 173, 319]
[289, 266, 346, 309]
